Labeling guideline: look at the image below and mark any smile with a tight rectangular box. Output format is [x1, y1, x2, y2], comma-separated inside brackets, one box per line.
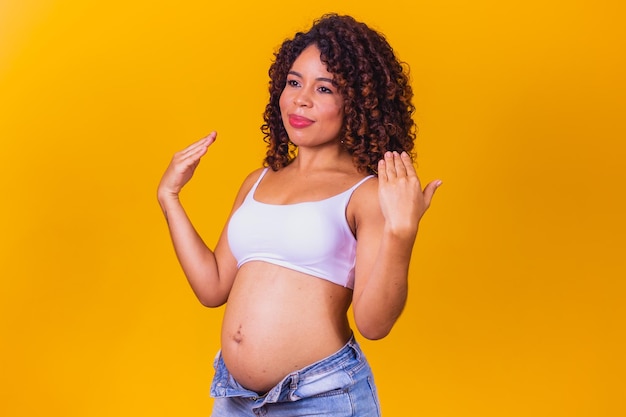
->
[288, 115, 314, 128]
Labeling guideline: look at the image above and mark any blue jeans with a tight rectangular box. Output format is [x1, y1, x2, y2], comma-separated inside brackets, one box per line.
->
[210, 335, 381, 416]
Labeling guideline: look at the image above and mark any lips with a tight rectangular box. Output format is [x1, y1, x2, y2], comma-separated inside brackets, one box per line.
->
[288, 114, 314, 128]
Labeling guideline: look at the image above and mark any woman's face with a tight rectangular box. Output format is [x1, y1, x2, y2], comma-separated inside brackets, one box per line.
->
[279, 44, 344, 149]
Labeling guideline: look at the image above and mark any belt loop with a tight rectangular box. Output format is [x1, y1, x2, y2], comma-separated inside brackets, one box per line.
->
[289, 371, 300, 390]
[349, 335, 362, 360]
[287, 371, 302, 401]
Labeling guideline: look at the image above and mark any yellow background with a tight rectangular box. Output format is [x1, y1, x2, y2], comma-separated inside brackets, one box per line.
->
[1, 0, 624, 416]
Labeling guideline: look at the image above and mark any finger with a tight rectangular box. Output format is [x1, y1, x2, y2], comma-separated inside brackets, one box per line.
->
[400, 152, 418, 179]
[378, 158, 388, 182]
[174, 143, 210, 171]
[180, 131, 217, 157]
[393, 151, 408, 176]
[189, 143, 209, 162]
[181, 137, 209, 154]
[422, 179, 443, 207]
[203, 131, 218, 146]
[175, 145, 203, 165]
[384, 151, 397, 177]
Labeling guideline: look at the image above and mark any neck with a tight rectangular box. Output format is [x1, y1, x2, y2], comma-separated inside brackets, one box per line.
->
[289, 146, 354, 173]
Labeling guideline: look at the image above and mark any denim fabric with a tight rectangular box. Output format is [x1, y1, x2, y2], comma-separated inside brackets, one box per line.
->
[210, 335, 381, 416]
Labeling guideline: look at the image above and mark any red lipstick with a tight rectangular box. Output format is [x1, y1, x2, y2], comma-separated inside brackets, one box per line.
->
[288, 115, 314, 128]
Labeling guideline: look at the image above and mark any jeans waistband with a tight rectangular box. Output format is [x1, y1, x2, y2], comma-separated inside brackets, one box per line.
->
[211, 334, 367, 405]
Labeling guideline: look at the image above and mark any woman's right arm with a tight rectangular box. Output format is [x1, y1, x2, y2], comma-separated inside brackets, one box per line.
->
[156, 132, 239, 307]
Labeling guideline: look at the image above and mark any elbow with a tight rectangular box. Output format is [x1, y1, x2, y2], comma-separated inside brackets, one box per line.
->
[198, 298, 225, 308]
[196, 292, 227, 308]
[359, 327, 392, 341]
[189, 277, 229, 308]
[354, 303, 401, 340]
[355, 320, 393, 341]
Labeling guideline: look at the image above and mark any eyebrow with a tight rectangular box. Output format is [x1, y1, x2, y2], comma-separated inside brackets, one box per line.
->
[288, 70, 334, 84]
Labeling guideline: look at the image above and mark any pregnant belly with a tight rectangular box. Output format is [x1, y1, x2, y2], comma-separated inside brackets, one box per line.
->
[220, 262, 352, 394]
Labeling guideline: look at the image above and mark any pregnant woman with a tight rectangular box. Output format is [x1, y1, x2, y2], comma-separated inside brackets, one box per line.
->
[157, 13, 441, 416]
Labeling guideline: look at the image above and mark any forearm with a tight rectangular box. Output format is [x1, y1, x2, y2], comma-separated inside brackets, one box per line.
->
[158, 194, 225, 306]
[353, 227, 417, 340]
[352, 151, 440, 340]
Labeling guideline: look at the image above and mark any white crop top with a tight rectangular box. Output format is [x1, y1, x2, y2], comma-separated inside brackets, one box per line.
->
[227, 168, 374, 289]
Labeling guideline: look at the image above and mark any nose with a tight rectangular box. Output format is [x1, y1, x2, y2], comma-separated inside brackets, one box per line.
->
[293, 88, 312, 107]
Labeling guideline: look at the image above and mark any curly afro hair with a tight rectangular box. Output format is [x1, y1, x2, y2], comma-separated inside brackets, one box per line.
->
[261, 14, 416, 174]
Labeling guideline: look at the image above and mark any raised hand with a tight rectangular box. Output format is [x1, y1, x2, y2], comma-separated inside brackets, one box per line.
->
[157, 132, 217, 200]
[377, 151, 441, 239]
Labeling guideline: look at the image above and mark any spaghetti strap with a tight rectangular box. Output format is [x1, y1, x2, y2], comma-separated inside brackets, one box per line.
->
[250, 168, 269, 191]
[350, 175, 375, 192]
[244, 168, 269, 202]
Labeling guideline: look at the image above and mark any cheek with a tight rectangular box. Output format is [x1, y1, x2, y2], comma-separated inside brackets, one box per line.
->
[332, 105, 344, 124]
[333, 99, 345, 120]
[278, 90, 289, 114]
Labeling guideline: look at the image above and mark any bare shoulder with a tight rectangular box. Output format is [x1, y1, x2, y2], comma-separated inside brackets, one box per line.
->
[230, 167, 268, 209]
[348, 175, 383, 228]
[241, 167, 268, 188]
[352, 175, 379, 204]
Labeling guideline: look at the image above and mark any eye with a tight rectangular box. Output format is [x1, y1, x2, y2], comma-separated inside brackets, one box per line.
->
[318, 86, 333, 94]
[286, 79, 300, 88]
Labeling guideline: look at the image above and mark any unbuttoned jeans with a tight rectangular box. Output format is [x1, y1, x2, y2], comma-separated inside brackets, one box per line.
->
[210, 335, 381, 416]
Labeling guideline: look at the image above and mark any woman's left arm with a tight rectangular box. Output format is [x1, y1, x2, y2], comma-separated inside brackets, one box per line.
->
[352, 151, 441, 340]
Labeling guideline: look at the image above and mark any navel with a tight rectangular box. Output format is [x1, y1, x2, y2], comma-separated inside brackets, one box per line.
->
[232, 324, 244, 344]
